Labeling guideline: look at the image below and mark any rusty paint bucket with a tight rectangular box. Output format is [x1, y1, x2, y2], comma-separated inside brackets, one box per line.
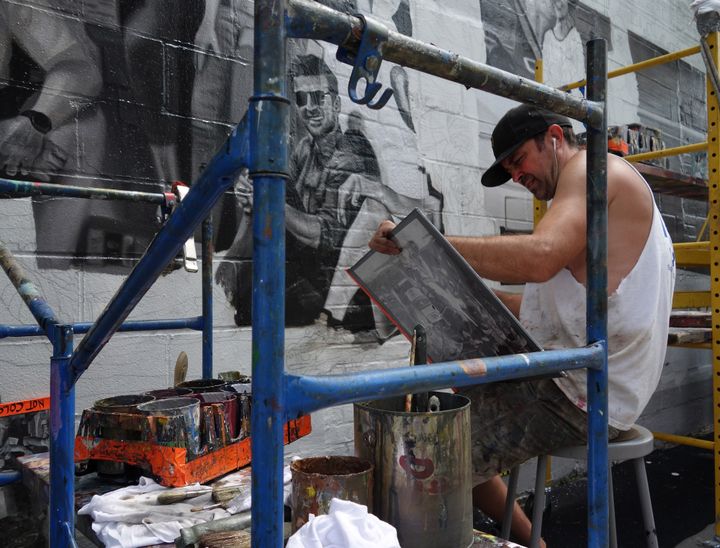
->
[290, 455, 373, 533]
[137, 397, 201, 458]
[354, 391, 473, 548]
[192, 391, 239, 441]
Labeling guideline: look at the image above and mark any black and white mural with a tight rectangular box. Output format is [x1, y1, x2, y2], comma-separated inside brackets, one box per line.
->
[0, 0, 706, 334]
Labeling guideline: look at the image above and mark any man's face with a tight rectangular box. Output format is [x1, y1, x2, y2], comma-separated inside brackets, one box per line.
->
[500, 132, 557, 201]
[294, 75, 340, 138]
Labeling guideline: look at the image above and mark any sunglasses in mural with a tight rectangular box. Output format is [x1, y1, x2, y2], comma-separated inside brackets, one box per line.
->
[295, 90, 333, 107]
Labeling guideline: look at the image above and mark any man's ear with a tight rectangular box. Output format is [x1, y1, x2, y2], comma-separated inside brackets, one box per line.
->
[548, 124, 564, 143]
[332, 94, 341, 113]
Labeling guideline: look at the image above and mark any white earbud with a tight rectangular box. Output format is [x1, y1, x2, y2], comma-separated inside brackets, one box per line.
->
[552, 137, 557, 151]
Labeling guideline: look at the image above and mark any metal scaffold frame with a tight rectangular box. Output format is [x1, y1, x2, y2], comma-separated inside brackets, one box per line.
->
[0, 0, 611, 546]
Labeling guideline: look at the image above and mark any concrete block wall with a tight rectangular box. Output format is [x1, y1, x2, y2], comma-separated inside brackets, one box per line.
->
[0, 0, 713, 485]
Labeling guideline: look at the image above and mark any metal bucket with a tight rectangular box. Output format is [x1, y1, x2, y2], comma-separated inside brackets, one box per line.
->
[354, 391, 473, 548]
[93, 394, 154, 413]
[290, 455, 373, 533]
[137, 397, 201, 458]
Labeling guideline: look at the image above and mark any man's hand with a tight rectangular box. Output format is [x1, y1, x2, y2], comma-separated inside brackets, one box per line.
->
[0, 116, 46, 176]
[369, 220, 401, 255]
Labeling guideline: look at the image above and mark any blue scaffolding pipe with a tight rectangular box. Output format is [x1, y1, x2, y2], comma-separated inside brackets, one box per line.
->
[248, 1, 610, 546]
[0, 240, 58, 341]
[585, 39, 610, 548]
[68, 116, 251, 385]
[49, 324, 74, 548]
[0, 177, 173, 206]
[0, 470, 21, 486]
[0, 317, 204, 339]
[285, 345, 603, 418]
[202, 216, 214, 379]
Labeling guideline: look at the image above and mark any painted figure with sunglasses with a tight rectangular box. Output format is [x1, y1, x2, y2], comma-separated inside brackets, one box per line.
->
[216, 53, 380, 326]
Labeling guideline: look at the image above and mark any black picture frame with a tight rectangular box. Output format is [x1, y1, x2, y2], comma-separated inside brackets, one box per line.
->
[349, 208, 542, 362]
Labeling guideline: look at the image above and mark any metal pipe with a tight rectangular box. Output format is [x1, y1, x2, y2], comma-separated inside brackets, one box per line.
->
[202, 216, 214, 379]
[0, 317, 204, 339]
[585, 38, 609, 548]
[0, 177, 171, 205]
[559, 45, 701, 91]
[68, 117, 251, 384]
[625, 141, 708, 163]
[284, 345, 603, 418]
[0, 240, 58, 339]
[0, 470, 21, 486]
[285, 0, 603, 129]
[652, 431, 714, 450]
[49, 324, 75, 548]
[252, 0, 290, 545]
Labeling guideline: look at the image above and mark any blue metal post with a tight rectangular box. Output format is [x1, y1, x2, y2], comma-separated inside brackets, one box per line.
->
[251, 0, 290, 545]
[202, 216, 214, 379]
[585, 38, 609, 548]
[49, 324, 75, 547]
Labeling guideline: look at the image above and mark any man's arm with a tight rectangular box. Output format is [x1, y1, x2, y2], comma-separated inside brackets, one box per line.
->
[369, 154, 589, 284]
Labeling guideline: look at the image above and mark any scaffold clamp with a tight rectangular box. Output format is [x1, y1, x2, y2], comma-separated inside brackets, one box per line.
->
[336, 14, 393, 110]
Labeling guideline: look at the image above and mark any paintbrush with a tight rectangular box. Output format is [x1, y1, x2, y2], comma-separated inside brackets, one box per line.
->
[404, 329, 418, 412]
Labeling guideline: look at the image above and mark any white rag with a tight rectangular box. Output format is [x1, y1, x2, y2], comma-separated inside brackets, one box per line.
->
[77, 477, 230, 547]
[691, 0, 720, 15]
[286, 498, 400, 548]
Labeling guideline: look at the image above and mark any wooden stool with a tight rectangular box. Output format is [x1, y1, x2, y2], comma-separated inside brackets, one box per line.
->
[502, 424, 658, 548]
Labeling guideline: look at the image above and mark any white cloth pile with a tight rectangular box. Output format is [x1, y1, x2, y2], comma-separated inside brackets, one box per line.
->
[77, 477, 230, 548]
[286, 498, 400, 548]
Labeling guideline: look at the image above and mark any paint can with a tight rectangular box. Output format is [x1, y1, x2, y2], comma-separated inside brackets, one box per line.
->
[137, 397, 201, 458]
[192, 391, 239, 441]
[177, 378, 226, 391]
[93, 394, 155, 414]
[290, 455, 373, 533]
[143, 387, 193, 399]
[222, 380, 252, 438]
[354, 391, 473, 548]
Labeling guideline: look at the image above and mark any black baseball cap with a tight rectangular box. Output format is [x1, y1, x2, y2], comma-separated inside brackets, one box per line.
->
[482, 104, 573, 187]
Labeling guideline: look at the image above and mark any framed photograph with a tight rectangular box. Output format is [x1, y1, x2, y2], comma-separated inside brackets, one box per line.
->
[349, 209, 542, 362]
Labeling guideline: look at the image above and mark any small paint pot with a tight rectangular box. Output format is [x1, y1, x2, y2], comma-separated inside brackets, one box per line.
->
[223, 377, 252, 395]
[192, 391, 239, 440]
[143, 387, 193, 399]
[290, 456, 373, 533]
[177, 378, 226, 392]
[93, 394, 155, 414]
[137, 397, 201, 458]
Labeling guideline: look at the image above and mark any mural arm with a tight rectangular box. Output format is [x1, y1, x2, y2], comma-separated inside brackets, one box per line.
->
[0, 6, 102, 175]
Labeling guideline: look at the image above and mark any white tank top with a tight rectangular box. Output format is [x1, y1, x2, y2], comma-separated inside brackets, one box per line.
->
[519, 179, 676, 430]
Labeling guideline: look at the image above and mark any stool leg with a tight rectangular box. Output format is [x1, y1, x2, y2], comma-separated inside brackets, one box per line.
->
[530, 455, 548, 548]
[609, 467, 617, 548]
[633, 457, 659, 548]
[501, 466, 520, 540]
